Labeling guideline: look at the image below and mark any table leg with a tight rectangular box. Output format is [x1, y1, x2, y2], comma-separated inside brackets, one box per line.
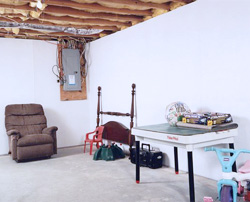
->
[136, 141, 140, 184]
[229, 143, 237, 172]
[174, 147, 179, 174]
[187, 151, 195, 202]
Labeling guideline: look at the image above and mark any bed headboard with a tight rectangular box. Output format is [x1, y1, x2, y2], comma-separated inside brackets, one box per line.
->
[96, 84, 136, 148]
[102, 121, 135, 145]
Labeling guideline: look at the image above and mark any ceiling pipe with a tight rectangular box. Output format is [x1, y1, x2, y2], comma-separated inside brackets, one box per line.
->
[0, 21, 103, 35]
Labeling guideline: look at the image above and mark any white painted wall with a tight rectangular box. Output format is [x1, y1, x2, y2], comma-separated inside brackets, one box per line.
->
[0, 39, 90, 155]
[88, 0, 250, 180]
[0, 39, 35, 154]
[32, 41, 90, 148]
[0, 0, 250, 181]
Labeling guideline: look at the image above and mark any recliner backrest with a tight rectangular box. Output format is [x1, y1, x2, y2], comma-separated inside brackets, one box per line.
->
[5, 104, 47, 137]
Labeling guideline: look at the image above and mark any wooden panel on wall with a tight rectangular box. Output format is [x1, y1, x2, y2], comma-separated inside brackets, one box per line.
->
[60, 77, 87, 101]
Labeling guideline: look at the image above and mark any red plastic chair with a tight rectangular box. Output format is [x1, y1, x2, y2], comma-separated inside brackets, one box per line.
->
[84, 126, 104, 155]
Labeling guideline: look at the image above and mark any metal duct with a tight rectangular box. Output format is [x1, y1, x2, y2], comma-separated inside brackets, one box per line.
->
[0, 21, 103, 35]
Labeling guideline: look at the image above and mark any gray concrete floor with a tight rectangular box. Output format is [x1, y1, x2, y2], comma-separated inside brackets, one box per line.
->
[0, 146, 218, 202]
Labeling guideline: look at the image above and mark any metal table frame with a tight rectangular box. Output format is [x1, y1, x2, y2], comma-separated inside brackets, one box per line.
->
[132, 123, 238, 202]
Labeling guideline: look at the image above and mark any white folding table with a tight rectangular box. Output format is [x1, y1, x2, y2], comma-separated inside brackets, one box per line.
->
[132, 123, 238, 202]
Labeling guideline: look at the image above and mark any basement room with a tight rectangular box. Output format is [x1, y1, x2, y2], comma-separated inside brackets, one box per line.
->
[0, 0, 250, 202]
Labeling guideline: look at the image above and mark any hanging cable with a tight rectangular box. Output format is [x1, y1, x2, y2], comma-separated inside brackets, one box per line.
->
[43, 40, 57, 46]
[80, 42, 88, 78]
[82, 42, 90, 78]
[52, 65, 60, 78]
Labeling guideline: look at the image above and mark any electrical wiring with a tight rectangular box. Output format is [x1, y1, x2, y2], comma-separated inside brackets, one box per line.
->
[81, 42, 90, 78]
[53, 39, 88, 85]
[68, 36, 84, 42]
[52, 64, 60, 78]
[57, 43, 64, 82]
[52, 64, 65, 84]
[43, 40, 57, 45]
[78, 38, 89, 78]
[51, 42, 65, 84]
[51, 64, 61, 83]
[80, 44, 87, 78]
[56, 43, 59, 66]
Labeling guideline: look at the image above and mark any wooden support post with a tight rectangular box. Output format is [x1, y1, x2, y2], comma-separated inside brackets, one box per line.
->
[57, 43, 63, 79]
[97, 86, 101, 127]
[129, 83, 136, 150]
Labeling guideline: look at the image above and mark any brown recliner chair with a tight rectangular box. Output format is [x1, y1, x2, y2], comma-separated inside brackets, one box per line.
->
[5, 104, 58, 162]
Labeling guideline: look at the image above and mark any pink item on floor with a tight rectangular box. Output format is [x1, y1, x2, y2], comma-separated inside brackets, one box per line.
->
[239, 160, 250, 173]
[203, 196, 213, 202]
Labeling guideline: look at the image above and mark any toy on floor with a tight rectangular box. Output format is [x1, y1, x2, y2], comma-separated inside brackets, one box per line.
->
[205, 147, 250, 202]
[238, 160, 250, 201]
[203, 196, 213, 202]
[84, 126, 104, 155]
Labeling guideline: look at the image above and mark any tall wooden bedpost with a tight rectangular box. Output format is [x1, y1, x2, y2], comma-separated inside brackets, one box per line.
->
[129, 83, 136, 150]
[97, 86, 101, 127]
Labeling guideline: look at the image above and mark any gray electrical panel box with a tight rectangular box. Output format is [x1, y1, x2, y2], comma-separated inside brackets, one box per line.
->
[62, 49, 81, 91]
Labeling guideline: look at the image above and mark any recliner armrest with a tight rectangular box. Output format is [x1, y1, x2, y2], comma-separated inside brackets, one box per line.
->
[42, 126, 58, 135]
[6, 130, 20, 160]
[42, 126, 58, 154]
[7, 129, 20, 137]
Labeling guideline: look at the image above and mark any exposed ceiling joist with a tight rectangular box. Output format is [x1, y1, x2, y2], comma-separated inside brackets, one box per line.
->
[44, 6, 144, 22]
[0, 0, 195, 42]
[24, 0, 153, 16]
[39, 13, 131, 27]
[0, 3, 144, 23]
[96, 0, 170, 10]
[0, 3, 34, 12]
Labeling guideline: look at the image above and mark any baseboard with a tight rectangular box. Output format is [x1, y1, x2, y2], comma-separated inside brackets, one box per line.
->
[57, 144, 86, 150]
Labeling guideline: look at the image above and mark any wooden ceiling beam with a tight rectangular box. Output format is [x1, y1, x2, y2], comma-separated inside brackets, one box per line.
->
[25, 0, 153, 16]
[0, 3, 144, 23]
[44, 5, 144, 22]
[0, 14, 25, 19]
[0, 3, 34, 12]
[0, 14, 132, 28]
[0, 17, 18, 22]
[0, 33, 55, 41]
[173, 0, 194, 3]
[97, 0, 170, 10]
[39, 13, 131, 27]
[0, 30, 56, 40]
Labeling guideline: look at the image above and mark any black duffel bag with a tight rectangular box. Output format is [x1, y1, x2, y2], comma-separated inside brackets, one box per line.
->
[130, 143, 163, 169]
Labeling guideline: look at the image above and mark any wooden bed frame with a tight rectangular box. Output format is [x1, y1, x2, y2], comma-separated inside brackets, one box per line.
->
[96, 84, 136, 149]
